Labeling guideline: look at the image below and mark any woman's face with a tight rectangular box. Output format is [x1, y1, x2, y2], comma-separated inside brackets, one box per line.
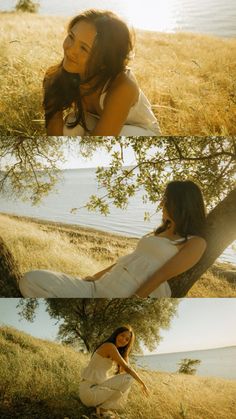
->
[115, 331, 131, 348]
[63, 20, 97, 76]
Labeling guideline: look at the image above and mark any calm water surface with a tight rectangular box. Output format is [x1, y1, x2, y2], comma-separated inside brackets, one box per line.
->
[0, 169, 235, 265]
[1, 0, 236, 37]
[136, 346, 236, 380]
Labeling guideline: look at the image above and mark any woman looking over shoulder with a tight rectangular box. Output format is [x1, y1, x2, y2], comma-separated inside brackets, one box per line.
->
[79, 325, 149, 418]
[43, 9, 160, 137]
[20, 180, 207, 298]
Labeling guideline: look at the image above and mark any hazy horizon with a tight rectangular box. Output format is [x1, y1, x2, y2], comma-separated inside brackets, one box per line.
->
[1, 0, 236, 37]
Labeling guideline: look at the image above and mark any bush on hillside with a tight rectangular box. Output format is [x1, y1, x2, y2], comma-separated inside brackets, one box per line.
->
[15, 0, 39, 13]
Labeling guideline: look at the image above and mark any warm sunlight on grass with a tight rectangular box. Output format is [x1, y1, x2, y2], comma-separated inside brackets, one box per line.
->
[0, 326, 236, 419]
[0, 12, 236, 136]
[0, 213, 235, 297]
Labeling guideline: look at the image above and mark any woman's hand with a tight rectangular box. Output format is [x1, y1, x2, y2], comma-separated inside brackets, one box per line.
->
[84, 276, 95, 281]
[84, 264, 116, 282]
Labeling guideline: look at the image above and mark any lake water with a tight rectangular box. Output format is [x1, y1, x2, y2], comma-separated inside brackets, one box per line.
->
[1, 0, 236, 38]
[0, 168, 235, 265]
[136, 346, 236, 380]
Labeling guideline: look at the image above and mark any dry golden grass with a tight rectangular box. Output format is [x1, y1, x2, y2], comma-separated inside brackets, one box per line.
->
[0, 326, 235, 419]
[0, 213, 135, 277]
[0, 212, 235, 297]
[0, 12, 236, 136]
[134, 30, 236, 135]
[189, 270, 236, 298]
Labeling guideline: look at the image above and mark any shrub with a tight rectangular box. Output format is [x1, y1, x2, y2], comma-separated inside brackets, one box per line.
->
[15, 0, 39, 13]
[177, 358, 201, 375]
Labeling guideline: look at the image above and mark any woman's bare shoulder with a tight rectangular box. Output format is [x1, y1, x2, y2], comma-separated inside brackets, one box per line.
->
[108, 71, 139, 100]
[96, 342, 116, 356]
[184, 236, 207, 250]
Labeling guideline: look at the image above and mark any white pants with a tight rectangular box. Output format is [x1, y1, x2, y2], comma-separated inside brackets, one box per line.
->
[63, 112, 160, 136]
[19, 268, 171, 298]
[19, 270, 95, 298]
[79, 374, 133, 410]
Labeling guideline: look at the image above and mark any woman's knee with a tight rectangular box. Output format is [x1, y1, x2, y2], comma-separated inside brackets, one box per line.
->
[19, 270, 41, 297]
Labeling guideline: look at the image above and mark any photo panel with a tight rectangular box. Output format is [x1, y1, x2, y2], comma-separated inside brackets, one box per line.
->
[0, 297, 236, 419]
[1, 1, 236, 137]
[0, 136, 235, 298]
[0, 1, 236, 418]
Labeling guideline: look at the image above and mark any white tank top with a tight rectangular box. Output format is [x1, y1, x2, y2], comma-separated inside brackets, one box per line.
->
[63, 69, 161, 135]
[81, 352, 114, 384]
[99, 69, 161, 134]
[93, 235, 195, 298]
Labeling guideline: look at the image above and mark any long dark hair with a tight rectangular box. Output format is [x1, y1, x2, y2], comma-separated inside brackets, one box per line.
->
[94, 325, 134, 373]
[43, 9, 134, 129]
[155, 180, 206, 239]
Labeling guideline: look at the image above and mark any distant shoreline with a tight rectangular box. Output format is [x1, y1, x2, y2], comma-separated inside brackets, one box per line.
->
[1, 9, 235, 39]
[139, 345, 236, 357]
[0, 211, 137, 241]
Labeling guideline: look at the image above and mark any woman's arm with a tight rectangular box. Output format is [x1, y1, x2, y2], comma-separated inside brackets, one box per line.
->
[90, 75, 139, 136]
[97, 343, 149, 394]
[46, 111, 64, 135]
[85, 263, 116, 281]
[135, 237, 207, 297]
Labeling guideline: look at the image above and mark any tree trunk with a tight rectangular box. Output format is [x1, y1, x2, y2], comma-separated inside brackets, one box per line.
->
[169, 188, 236, 297]
[0, 236, 22, 297]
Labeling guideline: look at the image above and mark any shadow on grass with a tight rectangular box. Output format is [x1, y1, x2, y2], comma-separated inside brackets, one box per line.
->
[0, 397, 93, 419]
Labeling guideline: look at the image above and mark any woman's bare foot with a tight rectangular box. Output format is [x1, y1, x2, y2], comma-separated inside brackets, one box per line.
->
[101, 411, 119, 418]
[95, 407, 119, 418]
[95, 406, 101, 417]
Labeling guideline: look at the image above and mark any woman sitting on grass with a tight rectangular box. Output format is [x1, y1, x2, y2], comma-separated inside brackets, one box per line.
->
[43, 9, 160, 136]
[20, 180, 207, 298]
[79, 325, 149, 419]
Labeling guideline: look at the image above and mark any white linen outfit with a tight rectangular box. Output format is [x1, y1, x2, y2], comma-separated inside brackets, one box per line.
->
[79, 352, 133, 410]
[63, 70, 161, 136]
[19, 236, 190, 298]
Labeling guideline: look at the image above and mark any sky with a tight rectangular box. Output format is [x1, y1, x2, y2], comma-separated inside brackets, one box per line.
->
[1, 142, 135, 170]
[0, 298, 236, 354]
[62, 143, 136, 169]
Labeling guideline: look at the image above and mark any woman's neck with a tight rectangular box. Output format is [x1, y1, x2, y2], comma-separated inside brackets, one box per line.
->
[157, 224, 183, 240]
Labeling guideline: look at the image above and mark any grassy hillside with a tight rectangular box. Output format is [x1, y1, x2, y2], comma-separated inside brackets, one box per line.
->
[0, 213, 235, 297]
[0, 12, 236, 136]
[0, 326, 235, 419]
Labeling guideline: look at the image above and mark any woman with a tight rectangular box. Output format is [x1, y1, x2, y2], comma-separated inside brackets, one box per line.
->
[43, 9, 160, 136]
[20, 180, 207, 298]
[79, 325, 148, 418]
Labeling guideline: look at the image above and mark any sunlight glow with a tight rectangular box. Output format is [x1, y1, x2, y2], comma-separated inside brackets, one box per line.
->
[122, 0, 178, 32]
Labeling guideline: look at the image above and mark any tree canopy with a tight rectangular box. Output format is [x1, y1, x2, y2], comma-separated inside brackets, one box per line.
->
[0, 137, 66, 204]
[1, 137, 235, 211]
[17, 298, 179, 353]
[77, 136, 236, 215]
